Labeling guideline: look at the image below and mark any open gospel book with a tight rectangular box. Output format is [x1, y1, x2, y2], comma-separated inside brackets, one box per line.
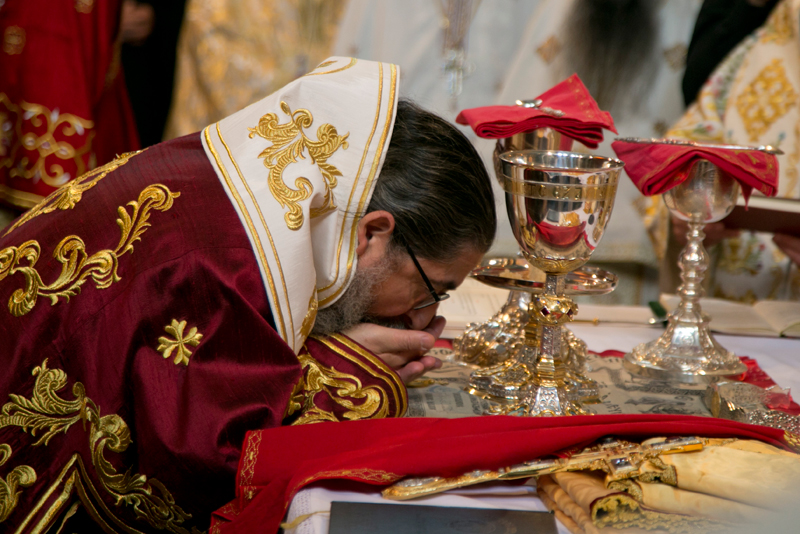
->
[661, 294, 800, 338]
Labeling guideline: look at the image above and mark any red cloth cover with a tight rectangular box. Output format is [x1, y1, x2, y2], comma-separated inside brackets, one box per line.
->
[610, 140, 779, 201]
[0, 1, 139, 210]
[210, 414, 800, 533]
[0, 135, 404, 533]
[455, 74, 617, 149]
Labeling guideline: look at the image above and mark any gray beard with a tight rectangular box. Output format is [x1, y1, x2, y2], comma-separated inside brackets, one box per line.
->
[561, 0, 659, 117]
[311, 252, 405, 336]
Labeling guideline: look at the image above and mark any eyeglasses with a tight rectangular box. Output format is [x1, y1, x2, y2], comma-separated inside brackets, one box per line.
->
[402, 240, 451, 310]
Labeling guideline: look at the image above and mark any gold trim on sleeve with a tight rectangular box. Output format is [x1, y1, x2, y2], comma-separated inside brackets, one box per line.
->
[0, 359, 199, 533]
[4, 149, 144, 237]
[290, 351, 390, 425]
[248, 101, 349, 230]
[0, 184, 179, 317]
[157, 319, 204, 366]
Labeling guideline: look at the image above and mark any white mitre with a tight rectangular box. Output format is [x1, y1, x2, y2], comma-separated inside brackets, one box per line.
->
[202, 57, 399, 354]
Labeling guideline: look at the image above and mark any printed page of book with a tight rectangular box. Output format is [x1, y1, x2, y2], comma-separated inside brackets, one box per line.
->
[438, 278, 509, 339]
[753, 300, 800, 338]
[661, 295, 779, 337]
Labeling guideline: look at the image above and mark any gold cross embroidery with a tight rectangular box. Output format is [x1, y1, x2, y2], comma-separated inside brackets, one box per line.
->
[157, 319, 203, 366]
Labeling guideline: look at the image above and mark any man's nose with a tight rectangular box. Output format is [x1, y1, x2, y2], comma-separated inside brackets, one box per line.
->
[404, 303, 440, 331]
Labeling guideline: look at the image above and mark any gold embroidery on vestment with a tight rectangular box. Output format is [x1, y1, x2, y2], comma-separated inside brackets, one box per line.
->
[0, 359, 199, 532]
[761, 1, 794, 45]
[536, 36, 561, 65]
[290, 351, 389, 425]
[239, 431, 262, 503]
[299, 292, 318, 341]
[2, 26, 25, 55]
[0, 444, 36, 522]
[0, 184, 179, 317]
[248, 101, 350, 230]
[735, 58, 797, 142]
[0, 96, 95, 188]
[303, 57, 357, 76]
[157, 319, 204, 366]
[4, 149, 144, 236]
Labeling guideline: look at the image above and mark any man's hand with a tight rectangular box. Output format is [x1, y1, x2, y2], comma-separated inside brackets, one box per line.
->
[773, 233, 800, 266]
[344, 316, 446, 384]
[672, 216, 740, 248]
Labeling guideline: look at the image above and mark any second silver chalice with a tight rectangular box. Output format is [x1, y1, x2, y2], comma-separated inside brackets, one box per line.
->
[494, 150, 623, 416]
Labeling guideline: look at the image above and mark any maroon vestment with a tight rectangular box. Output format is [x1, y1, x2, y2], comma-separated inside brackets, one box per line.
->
[0, 135, 406, 533]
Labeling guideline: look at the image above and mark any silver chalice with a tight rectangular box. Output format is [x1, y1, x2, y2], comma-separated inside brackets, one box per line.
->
[492, 149, 623, 416]
[622, 139, 782, 383]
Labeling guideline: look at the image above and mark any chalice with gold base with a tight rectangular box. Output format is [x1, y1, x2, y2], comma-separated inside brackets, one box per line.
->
[492, 150, 623, 416]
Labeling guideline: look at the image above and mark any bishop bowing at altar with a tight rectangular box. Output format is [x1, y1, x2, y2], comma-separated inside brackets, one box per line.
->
[0, 57, 497, 533]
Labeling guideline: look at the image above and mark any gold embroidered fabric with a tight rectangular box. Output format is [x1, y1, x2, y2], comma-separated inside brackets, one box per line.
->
[0, 94, 95, 189]
[157, 319, 204, 366]
[0, 183, 178, 317]
[289, 351, 390, 425]
[3, 149, 143, 237]
[248, 101, 349, 230]
[0, 359, 199, 533]
[164, 0, 346, 140]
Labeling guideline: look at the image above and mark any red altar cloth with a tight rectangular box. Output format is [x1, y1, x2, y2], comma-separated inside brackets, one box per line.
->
[455, 75, 617, 149]
[210, 414, 799, 533]
[611, 139, 778, 201]
[0, 1, 139, 210]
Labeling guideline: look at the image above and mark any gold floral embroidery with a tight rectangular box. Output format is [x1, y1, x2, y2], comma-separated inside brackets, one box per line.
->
[735, 58, 798, 142]
[536, 36, 561, 65]
[157, 319, 204, 366]
[290, 351, 389, 425]
[2, 26, 25, 55]
[0, 359, 199, 532]
[248, 101, 349, 230]
[298, 292, 318, 341]
[0, 184, 179, 317]
[297, 468, 401, 489]
[0, 94, 95, 188]
[4, 149, 144, 236]
[0, 444, 36, 522]
[239, 431, 263, 502]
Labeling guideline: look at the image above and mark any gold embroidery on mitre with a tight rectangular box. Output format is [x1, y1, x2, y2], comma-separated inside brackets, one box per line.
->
[290, 351, 389, 425]
[298, 292, 318, 341]
[536, 36, 561, 65]
[4, 149, 144, 236]
[2, 26, 25, 55]
[735, 58, 797, 142]
[0, 359, 199, 532]
[157, 319, 204, 366]
[0, 184, 179, 317]
[248, 101, 349, 230]
[0, 444, 36, 522]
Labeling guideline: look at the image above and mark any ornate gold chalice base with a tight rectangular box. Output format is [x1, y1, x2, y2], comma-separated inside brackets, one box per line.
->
[624, 158, 747, 383]
[462, 259, 616, 403]
[490, 150, 623, 416]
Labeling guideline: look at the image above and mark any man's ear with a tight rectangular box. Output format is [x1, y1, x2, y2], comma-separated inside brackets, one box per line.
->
[355, 210, 396, 258]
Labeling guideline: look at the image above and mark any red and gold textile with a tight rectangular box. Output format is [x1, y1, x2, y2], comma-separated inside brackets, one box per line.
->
[611, 140, 779, 201]
[455, 75, 617, 149]
[0, 0, 139, 210]
[0, 134, 405, 533]
[210, 414, 800, 533]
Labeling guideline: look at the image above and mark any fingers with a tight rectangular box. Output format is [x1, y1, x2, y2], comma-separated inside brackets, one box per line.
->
[395, 356, 442, 384]
[773, 234, 800, 266]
